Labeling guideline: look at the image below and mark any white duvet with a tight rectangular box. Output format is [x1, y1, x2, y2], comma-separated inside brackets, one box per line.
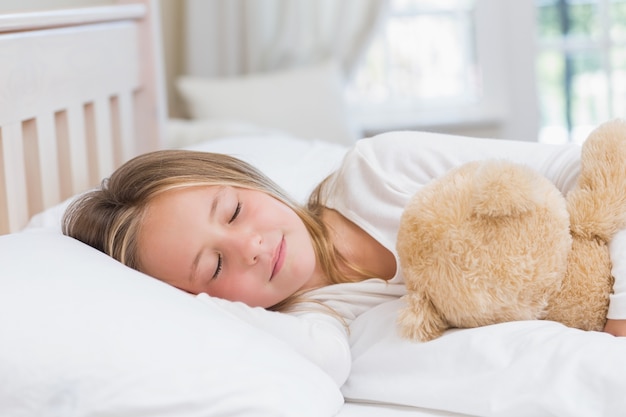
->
[345, 299, 626, 416]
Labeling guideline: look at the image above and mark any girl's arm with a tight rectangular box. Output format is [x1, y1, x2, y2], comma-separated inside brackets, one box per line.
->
[606, 228, 626, 336]
[604, 319, 626, 336]
[196, 293, 351, 386]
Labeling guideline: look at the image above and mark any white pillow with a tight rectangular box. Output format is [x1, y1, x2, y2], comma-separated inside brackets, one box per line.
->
[343, 299, 626, 417]
[25, 195, 76, 232]
[0, 230, 343, 417]
[166, 118, 287, 148]
[177, 61, 359, 145]
[185, 135, 349, 203]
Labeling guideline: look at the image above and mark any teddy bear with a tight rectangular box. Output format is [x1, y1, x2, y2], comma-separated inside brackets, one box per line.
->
[396, 118, 626, 342]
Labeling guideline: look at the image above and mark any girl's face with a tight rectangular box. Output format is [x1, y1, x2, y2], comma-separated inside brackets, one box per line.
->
[137, 185, 322, 307]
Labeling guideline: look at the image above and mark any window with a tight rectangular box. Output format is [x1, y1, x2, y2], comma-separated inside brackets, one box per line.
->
[347, 0, 507, 134]
[535, 0, 626, 144]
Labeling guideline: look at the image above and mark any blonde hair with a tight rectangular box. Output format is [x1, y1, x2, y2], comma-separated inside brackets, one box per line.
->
[62, 150, 367, 311]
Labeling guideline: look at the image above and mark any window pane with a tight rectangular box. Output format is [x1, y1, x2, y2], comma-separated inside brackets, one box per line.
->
[611, 0, 626, 40]
[348, 3, 478, 106]
[570, 50, 609, 142]
[536, 0, 562, 40]
[568, 0, 600, 38]
[385, 14, 476, 101]
[536, 0, 600, 41]
[536, 49, 608, 144]
[536, 51, 566, 127]
[612, 47, 626, 117]
[536, 50, 569, 143]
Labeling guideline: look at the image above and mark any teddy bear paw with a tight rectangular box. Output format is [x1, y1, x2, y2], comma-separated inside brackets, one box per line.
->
[397, 293, 448, 342]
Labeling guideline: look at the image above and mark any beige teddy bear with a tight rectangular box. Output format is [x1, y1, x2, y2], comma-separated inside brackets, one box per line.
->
[396, 119, 626, 342]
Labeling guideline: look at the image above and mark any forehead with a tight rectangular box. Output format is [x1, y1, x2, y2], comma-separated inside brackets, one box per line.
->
[139, 185, 217, 238]
[135, 186, 220, 277]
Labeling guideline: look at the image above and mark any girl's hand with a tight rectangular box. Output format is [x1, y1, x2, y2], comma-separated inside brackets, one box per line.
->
[603, 319, 626, 337]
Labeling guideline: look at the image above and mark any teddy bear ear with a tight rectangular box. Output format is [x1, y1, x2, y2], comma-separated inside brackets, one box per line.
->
[471, 161, 553, 218]
[397, 293, 449, 342]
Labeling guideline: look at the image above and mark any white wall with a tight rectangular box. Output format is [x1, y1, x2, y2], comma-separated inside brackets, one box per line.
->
[498, 0, 540, 141]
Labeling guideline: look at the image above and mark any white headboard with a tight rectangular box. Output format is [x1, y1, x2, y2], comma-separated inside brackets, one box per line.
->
[0, 0, 166, 234]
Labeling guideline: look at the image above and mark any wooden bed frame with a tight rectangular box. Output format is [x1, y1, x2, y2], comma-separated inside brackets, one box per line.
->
[0, 0, 166, 234]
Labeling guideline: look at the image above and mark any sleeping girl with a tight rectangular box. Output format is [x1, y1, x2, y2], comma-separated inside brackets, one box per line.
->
[62, 130, 626, 386]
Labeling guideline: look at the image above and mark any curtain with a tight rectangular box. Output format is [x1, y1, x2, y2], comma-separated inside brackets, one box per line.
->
[183, 0, 389, 79]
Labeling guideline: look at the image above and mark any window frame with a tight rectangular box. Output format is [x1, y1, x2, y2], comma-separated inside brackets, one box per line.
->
[535, 0, 625, 144]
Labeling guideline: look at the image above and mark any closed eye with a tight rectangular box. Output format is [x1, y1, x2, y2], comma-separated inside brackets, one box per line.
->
[229, 202, 241, 223]
[212, 254, 223, 279]
[213, 202, 240, 280]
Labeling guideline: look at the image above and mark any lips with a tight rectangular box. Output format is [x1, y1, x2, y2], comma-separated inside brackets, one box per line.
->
[270, 237, 286, 280]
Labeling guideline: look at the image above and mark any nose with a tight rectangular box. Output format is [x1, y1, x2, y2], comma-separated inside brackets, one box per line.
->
[232, 231, 262, 265]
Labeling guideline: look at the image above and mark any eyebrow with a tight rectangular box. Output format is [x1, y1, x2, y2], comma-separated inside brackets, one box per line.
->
[210, 186, 227, 221]
[189, 186, 227, 283]
[189, 250, 203, 284]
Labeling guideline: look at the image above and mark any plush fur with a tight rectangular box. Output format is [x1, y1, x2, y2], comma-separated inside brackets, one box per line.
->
[396, 119, 626, 341]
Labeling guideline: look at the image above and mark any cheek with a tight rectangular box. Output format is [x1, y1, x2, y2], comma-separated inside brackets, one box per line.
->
[284, 236, 317, 286]
[292, 253, 316, 283]
[295, 225, 317, 267]
[207, 274, 263, 305]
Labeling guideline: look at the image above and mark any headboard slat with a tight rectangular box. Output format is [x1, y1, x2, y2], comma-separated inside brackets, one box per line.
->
[1, 122, 28, 231]
[95, 97, 116, 182]
[111, 92, 137, 166]
[22, 118, 43, 216]
[66, 104, 91, 196]
[32, 114, 62, 211]
[54, 109, 72, 200]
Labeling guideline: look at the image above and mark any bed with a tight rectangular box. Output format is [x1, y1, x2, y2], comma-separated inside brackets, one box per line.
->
[1, 2, 625, 417]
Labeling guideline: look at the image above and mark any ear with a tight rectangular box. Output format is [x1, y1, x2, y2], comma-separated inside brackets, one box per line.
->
[397, 292, 448, 342]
